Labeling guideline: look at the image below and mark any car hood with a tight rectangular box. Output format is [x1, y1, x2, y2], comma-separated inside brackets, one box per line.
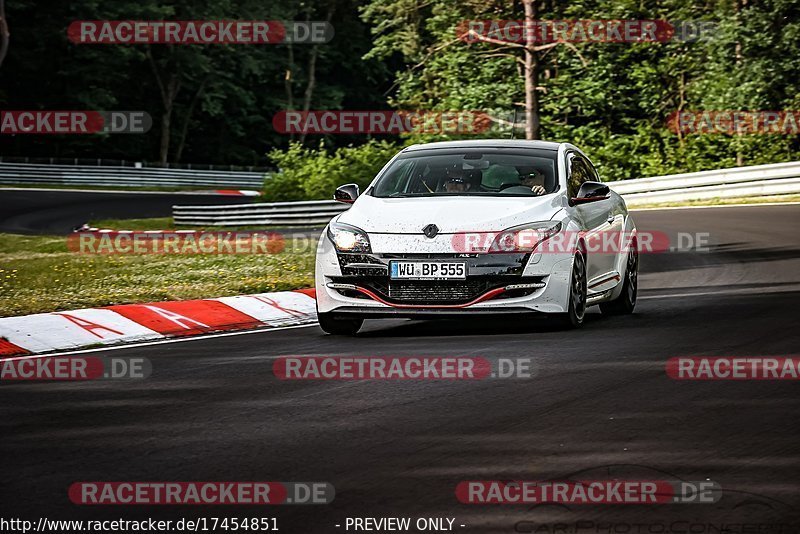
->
[337, 194, 563, 234]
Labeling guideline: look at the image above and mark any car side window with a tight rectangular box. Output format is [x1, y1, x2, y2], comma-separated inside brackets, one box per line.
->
[584, 156, 601, 182]
[567, 153, 591, 198]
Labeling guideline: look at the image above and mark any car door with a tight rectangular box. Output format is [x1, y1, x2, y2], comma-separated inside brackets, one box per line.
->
[586, 156, 625, 283]
[566, 152, 616, 283]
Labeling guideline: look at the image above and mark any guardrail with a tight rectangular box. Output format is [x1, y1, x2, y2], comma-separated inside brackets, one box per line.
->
[173, 200, 347, 226]
[609, 160, 800, 205]
[0, 162, 267, 189]
[173, 160, 800, 226]
[0, 156, 268, 172]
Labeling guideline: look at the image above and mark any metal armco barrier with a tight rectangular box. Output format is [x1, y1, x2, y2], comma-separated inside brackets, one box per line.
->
[609, 160, 800, 206]
[0, 162, 267, 189]
[173, 160, 800, 227]
[173, 200, 348, 226]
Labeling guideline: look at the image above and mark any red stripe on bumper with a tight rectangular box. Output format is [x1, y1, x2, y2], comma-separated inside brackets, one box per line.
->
[348, 286, 507, 309]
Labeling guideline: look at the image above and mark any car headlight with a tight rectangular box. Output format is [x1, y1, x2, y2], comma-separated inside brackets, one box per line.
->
[490, 221, 562, 253]
[327, 222, 372, 253]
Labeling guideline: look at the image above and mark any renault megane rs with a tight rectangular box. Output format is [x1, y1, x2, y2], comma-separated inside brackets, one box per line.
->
[315, 140, 638, 335]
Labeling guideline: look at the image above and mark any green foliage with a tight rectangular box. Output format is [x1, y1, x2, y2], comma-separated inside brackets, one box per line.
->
[1, 0, 797, 179]
[265, 140, 400, 201]
[0, 0, 388, 166]
[362, 0, 800, 180]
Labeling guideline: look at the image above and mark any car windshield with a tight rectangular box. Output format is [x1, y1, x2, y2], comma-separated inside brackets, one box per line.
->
[371, 148, 559, 198]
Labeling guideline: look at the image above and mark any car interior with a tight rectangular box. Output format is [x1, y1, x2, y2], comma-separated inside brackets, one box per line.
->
[387, 155, 558, 196]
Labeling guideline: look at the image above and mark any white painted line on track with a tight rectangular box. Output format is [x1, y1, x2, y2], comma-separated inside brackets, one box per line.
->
[640, 285, 800, 300]
[0, 323, 319, 362]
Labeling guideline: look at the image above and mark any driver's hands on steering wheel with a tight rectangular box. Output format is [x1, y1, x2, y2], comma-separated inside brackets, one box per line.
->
[531, 185, 546, 196]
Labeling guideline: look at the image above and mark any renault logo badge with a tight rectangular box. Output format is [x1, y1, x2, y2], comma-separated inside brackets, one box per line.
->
[423, 224, 439, 238]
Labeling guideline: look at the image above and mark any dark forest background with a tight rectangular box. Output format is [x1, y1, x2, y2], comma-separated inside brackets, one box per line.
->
[0, 0, 798, 197]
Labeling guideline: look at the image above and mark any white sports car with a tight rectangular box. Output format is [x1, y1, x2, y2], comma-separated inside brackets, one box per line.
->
[315, 140, 638, 335]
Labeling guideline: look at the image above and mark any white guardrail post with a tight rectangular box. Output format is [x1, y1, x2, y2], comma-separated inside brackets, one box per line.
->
[170, 160, 800, 227]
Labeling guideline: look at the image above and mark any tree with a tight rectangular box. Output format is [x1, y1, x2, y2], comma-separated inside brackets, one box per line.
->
[362, 0, 570, 140]
[363, 0, 799, 179]
[0, 0, 9, 70]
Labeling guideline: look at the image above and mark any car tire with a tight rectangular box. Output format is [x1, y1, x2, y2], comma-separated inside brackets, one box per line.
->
[317, 311, 364, 336]
[553, 249, 587, 329]
[600, 245, 638, 316]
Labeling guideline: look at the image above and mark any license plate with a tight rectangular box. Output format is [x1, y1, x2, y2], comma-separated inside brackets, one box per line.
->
[389, 261, 467, 280]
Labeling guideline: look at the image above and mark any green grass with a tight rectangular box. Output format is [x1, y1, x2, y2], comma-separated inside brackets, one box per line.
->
[0, 232, 316, 317]
[90, 217, 189, 231]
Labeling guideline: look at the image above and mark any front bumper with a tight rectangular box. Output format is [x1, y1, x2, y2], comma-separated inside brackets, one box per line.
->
[315, 233, 573, 316]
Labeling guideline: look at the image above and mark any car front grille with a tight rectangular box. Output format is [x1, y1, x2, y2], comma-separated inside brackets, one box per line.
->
[329, 275, 545, 305]
[332, 252, 541, 305]
[387, 280, 491, 303]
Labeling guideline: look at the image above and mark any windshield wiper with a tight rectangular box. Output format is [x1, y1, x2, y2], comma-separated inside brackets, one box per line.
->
[385, 192, 426, 198]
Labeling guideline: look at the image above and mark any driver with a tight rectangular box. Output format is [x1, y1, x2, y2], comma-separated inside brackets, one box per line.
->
[444, 164, 472, 193]
[444, 176, 470, 193]
[520, 169, 547, 196]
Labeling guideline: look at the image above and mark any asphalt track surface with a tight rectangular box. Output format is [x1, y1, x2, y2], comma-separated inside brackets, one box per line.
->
[1, 204, 799, 532]
[0, 188, 253, 234]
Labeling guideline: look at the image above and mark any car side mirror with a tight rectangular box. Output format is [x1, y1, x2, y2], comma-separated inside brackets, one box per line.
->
[571, 181, 610, 205]
[334, 183, 360, 204]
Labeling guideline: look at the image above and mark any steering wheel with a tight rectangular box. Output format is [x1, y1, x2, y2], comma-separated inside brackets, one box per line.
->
[499, 182, 521, 191]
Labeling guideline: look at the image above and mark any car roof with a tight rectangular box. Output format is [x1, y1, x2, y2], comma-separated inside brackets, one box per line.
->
[402, 139, 562, 152]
